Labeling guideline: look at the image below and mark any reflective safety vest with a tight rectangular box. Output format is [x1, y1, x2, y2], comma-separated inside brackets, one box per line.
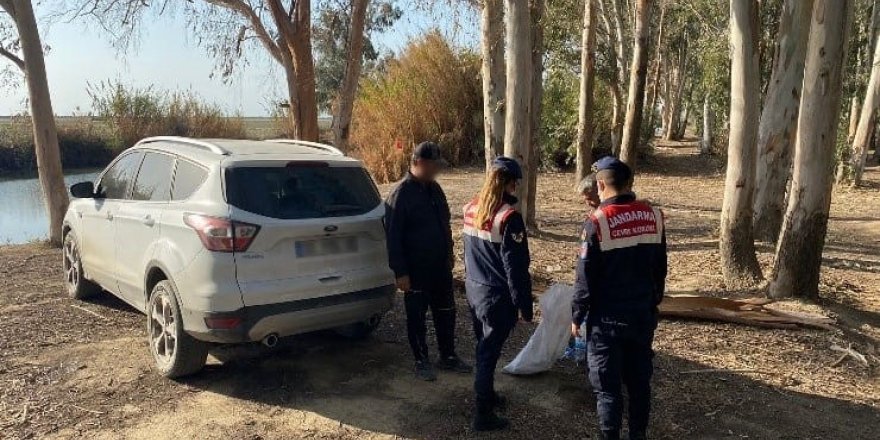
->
[461, 197, 531, 298]
[591, 202, 665, 252]
[463, 200, 516, 243]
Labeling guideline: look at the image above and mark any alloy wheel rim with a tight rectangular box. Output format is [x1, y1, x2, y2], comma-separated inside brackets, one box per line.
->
[149, 289, 177, 367]
[63, 239, 80, 291]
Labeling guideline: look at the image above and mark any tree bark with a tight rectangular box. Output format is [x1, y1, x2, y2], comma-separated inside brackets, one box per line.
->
[720, 0, 763, 289]
[753, 0, 814, 243]
[526, 0, 544, 227]
[850, 15, 880, 186]
[3, 0, 68, 247]
[770, 0, 853, 299]
[481, 0, 506, 170]
[618, 0, 652, 169]
[331, 0, 368, 152]
[701, 94, 712, 155]
[663, 41, 687, 141]
[504, 0, 533, 220]
[575, 0, 599, 185]
[643, 3, 666, 143]
[836, 96, 860, 183]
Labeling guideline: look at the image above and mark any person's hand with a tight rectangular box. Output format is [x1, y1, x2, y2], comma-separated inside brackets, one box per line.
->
[395, 276, 411, 292]
[571, 323, 581, 338]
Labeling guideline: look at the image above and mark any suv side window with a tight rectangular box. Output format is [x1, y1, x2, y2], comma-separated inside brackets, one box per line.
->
[131, 152, 175, 201]
[99, 151, 145, 199]
[172, 159, 208, 201]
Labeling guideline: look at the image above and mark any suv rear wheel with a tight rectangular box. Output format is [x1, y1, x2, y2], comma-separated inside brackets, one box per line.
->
[147, 280, 208, 378]
[62, 233, 101, 299]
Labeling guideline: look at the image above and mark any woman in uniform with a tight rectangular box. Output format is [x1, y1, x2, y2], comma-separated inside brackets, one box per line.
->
[461, 157, 533, 431]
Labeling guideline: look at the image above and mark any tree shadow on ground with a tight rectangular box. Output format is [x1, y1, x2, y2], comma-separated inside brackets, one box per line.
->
[180, 302, 880, 439]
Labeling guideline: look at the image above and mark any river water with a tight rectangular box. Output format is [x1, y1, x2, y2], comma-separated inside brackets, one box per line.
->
[0, 170, 100, 245]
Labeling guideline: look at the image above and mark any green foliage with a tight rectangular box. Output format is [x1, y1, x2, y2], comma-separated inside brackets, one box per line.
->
[313, 1, 403, 112]
[0, 117, 117, 174]
[88, 80, 246, 150]
[349, 31, 481, 183]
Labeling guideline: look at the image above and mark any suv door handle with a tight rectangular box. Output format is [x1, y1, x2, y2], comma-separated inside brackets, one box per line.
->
[105, 211, 114, 221]
[319, 275, 341, 283]
[141, 215, 155, 227]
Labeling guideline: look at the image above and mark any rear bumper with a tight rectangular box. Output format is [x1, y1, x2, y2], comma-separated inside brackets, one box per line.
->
[183, 284, 395, 343]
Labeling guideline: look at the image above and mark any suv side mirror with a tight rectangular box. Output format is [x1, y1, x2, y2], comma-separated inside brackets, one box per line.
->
[70, 181, 95, 199]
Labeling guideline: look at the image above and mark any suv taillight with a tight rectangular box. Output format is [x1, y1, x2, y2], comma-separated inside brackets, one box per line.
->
[183, 214, 260, 252]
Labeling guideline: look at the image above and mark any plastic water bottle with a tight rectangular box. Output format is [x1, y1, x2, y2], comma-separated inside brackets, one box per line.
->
[563, 336, 587, 364]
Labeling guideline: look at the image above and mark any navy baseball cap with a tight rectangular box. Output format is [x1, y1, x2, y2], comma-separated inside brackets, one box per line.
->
[592, 156, 632, 181]
[412, 141, 446, 165]
[492, 156, 523, 180]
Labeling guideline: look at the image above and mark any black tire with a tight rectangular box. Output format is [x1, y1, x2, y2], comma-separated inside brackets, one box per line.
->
[62, 233, 101, 300]
[147, 280, 208, 378]
[335, 314, 383, 339]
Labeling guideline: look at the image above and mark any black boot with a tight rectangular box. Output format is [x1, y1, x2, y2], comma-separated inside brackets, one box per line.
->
[598, 430, 620, 440]
[491, 392, 508, 411]
[629, 431, 647, 440]
[472, 401, 509, 432]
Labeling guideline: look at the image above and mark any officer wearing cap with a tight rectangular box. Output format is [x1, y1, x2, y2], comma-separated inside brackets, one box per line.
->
[571, 157, 667, 440]
[385, 141, 472, 382]
[462, 156, 533, 431]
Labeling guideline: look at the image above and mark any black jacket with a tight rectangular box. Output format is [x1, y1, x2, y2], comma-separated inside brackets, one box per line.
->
[462, 193, 533, 320]
[572, 194, 667, 326]
[384, 172, 454, 291]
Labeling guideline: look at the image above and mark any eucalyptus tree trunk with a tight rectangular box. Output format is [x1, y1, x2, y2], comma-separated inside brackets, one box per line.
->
[701, 94, 713, 155]
[332, 0, 368, 152]
[526, 0, 544, 227]
[598, 0, 625, 154]
[770, 0, 853, 299]
[575, 0, 599, 185]
[720, 0, 763, 288]
[0, 0, 68, 247]
[481, 0, 506, 169]
[850, 18, 880, 186]
[619, 0, 652, 169]
[504, 0, 533, 220]
[266, 0, 319, 141]
[664, 42, 687, 141]
[643, 3, 666, 143]
[836, 96, 860, 183]
[753, 0, 814, 243]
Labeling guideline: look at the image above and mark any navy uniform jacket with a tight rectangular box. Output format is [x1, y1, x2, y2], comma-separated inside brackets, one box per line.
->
[462, 194, 533, 320]
[384, 172, 454, 291]
[573, 194, 667, 326]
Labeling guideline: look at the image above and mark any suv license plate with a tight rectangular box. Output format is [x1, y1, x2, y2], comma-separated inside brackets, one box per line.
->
[295, 237, 358, 257]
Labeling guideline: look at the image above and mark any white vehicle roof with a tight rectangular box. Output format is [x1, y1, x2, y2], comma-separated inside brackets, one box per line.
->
[132, 137, 358, 165]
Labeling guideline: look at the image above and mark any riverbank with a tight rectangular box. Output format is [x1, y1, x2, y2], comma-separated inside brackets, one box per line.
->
[2, 140, 878, 439]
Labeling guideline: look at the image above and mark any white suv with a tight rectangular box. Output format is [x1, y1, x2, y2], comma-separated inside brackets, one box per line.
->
[62, 137, 395, 378]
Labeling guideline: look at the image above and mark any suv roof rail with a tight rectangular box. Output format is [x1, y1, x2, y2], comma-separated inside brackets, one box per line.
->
[137, 136, 229, 156]
[266, 139, 345, 156]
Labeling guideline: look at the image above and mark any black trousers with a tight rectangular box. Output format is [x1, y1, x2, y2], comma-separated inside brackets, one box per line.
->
[587, 312, 657, 434]
[466, 281, 517, 409]
[404, 288, 456, 362]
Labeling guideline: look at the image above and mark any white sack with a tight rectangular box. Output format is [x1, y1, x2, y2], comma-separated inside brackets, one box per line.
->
[503, 283, 574, 375]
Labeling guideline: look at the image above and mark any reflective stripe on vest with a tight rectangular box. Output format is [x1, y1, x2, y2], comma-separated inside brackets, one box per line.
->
[592, 203, 664, 251]
[463, 201, 516, 243]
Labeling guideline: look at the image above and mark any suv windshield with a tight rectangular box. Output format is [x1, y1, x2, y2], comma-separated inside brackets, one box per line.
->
[225, 164, 381, 219]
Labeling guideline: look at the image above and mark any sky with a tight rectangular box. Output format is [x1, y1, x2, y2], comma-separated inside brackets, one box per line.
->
[0, 2, 479, 117]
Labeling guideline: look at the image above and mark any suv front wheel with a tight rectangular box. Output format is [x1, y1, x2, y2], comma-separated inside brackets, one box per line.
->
[147, 280, 208, 378]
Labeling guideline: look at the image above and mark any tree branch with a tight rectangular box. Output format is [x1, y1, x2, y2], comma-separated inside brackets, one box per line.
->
[205, 0, 283, 63]
[0, 46, 24, 71]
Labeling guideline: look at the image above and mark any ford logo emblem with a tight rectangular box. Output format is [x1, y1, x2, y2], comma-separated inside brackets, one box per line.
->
[324, 225, 338, 232]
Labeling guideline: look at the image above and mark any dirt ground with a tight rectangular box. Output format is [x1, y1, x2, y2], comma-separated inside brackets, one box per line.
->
[2, 140, 879, 439]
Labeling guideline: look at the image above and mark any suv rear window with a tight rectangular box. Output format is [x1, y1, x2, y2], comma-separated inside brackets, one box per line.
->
[225, 164, 381, 219]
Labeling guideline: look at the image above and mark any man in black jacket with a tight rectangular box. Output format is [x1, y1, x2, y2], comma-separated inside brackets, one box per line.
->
[385, 142, 472, 381]
[572, 157, 667, 440]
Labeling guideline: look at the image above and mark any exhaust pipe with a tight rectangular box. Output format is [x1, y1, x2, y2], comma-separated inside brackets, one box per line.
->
[261, 333, 279, 348]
